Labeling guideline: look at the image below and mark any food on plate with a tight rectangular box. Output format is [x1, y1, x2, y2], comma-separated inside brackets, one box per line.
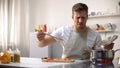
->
[0, 51, 11, 64]
[42, 57, 74, 62]
[35, 24, 41, 32]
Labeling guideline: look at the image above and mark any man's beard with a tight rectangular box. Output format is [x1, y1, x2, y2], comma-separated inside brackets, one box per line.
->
[78, 26, 87, 32]
[79, 27, 85, 29]
[78, 25, 86, 29]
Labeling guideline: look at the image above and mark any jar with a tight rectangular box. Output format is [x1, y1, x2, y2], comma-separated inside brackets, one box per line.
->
[14, 48, 20, 63]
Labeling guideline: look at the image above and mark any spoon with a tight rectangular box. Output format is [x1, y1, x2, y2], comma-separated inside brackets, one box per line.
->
[35, 28, 63, 41]
[46, 34, 63, 41]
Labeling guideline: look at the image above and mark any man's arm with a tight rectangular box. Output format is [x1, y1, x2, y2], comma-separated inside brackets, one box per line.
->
[36, 32, 56, 47]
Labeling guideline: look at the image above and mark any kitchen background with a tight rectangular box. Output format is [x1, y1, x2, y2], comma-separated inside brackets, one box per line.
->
[29, 0, 120, 58]
[0, 0, 120, 58]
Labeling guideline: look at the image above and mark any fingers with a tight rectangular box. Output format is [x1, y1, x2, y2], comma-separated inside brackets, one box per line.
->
[37, 31, 46, 41]
[35, 29, 43, 32]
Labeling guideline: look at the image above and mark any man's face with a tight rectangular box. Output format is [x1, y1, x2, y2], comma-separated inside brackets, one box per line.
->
[72, 11, 88, 30]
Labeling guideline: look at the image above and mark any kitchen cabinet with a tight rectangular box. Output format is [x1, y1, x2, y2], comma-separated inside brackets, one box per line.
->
[29, 32, 49, 58]
[88, 14, 120, 18]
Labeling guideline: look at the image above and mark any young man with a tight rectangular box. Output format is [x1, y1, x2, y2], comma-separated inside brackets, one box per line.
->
[36, 3, 113, 60]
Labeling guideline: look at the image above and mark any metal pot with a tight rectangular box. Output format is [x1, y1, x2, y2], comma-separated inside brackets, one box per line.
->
[91, 49, 120, 65]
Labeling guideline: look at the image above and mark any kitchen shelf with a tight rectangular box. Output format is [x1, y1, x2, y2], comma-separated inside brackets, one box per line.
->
[95, 30, 115, 33]
[88, 14, 120, 18]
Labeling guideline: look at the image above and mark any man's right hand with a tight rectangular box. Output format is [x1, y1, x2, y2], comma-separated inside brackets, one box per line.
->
[37, 31, 46, 41]
[36, 31, 58, 47]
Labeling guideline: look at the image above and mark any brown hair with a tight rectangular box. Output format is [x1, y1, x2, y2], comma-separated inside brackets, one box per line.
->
[72, 3, 88, 14]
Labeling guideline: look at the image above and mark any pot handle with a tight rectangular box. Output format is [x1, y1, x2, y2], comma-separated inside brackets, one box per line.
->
[114, 49, 120, 53]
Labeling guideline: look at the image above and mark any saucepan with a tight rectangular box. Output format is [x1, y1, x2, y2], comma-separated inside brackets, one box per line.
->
[91, 49, 120, 65]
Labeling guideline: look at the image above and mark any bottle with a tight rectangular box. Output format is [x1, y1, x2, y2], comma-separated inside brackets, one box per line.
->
[37, 24, 41, 32]
[8, 48, 14, 62]
[14, 48, 20, 63]
[43, 24, 47, 32]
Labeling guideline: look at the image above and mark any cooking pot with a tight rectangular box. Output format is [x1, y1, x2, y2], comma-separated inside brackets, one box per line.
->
[91, 49, 120, 65]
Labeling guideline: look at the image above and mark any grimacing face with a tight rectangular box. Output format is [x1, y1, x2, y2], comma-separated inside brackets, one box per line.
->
[72, 11, 88, 30]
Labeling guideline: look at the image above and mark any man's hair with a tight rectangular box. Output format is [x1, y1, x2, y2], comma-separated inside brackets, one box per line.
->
[72, 3, 88, 14]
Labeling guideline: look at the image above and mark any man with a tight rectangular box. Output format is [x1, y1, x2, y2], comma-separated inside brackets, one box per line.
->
[36, 3, 113, 60]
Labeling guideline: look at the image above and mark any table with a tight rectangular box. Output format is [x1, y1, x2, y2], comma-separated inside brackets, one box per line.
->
[0, 57, 119, 68]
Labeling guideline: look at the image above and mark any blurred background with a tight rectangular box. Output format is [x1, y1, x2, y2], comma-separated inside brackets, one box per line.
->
[0, 0, 120, 59]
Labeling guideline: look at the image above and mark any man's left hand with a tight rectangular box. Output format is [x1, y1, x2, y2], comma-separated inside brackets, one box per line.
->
[104, 43, 114, 50]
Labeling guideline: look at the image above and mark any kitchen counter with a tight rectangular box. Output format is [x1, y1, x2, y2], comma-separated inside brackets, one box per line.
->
[0, 57, 119, 68]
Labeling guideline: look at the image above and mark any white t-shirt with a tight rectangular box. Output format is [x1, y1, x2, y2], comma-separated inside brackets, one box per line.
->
[51, 25, 102, 50]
